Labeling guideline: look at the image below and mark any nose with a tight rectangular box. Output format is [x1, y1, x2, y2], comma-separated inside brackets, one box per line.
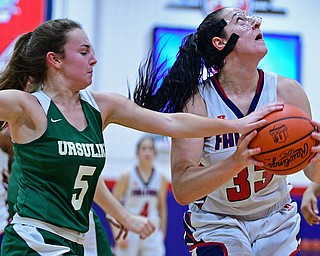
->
[251, 16, 262, 28]
[90, 54, 97, 65]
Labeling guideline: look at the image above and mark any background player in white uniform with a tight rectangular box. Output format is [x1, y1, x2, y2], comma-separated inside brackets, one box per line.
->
[133, 7, 320, 256]
[112, 135, 167, 256]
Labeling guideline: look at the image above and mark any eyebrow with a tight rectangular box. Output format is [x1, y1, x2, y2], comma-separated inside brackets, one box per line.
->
[80, 44, 95, 54]
[80, 44, 91, 48]
[232, 11, 246, 18]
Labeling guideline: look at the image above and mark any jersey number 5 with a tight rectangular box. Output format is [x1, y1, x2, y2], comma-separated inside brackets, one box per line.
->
[72, 165, 96, 210]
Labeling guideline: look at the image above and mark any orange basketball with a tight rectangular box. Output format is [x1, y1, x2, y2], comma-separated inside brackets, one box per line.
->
[249, 104, 318, 175]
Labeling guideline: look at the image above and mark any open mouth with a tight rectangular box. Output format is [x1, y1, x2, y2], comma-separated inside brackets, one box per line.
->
[255, 33, 263, 40]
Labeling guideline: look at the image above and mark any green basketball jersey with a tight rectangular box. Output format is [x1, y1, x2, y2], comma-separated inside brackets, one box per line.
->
[13, 90, 106, 233]
[7, 159, 20, 218]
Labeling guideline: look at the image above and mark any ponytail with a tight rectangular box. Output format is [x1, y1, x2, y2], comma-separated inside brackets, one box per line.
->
[0, 32, 33, 91]
[135, 8, 238, 114]
[134, 33, 204, 113]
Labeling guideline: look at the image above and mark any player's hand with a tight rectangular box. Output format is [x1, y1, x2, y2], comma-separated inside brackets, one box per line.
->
[123, 214, 156, 239]
[310, 120, 320, 163]
[231, 130, 265, 168]
[237, 102, 284, 135]
[107, 216, 128, 240]
[301, 187, 320, 226]
[115, 236, 129, 249]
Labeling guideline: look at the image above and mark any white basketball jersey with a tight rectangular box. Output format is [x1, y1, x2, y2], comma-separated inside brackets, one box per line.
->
[122, 167, 162, 227]
[196, 70, 292, 220]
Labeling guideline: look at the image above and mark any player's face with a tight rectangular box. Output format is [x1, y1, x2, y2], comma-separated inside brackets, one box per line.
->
[225, 10, 262, 33]
[222, 8, 267, 59]
[137, 139, 156, 164]
[59, 28, 97, 89]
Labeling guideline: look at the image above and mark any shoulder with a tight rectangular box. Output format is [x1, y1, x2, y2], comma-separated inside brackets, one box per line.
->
[277, 76, 311, 115]
[184, 90, 207, 116]
[277, 76, 301, 89]
[90, 91, 130, 105]
[6, 90, 47, 144]
[113, 171, 130, 194]
[5, 90, 44, 119]
[117, 171, 131, 183]
[277, 76, 306, 103]
[1, 89, 36, 103]
[88, 91, 133, 126]
[161, 175, 168, 185]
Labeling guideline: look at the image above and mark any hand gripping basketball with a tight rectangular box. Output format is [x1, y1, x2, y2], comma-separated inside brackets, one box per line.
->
[249, 104, 318, 175]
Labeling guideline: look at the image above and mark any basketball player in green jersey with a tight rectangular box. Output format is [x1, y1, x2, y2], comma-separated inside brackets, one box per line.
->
[0, 18, 282, 255]
[8, 159, 115, 256]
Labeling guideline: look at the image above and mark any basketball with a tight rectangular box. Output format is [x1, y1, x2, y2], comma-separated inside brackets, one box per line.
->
[249, 104, 318, 175]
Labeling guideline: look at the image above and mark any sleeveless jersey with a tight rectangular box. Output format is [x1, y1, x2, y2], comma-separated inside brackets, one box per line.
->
[13, 90, 106, 232]
[195, 69, 291, 220]
[121, 167, 162, 227]
[7, 158, 18, 218]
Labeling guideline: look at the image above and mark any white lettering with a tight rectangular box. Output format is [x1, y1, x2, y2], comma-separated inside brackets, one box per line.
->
[75, 143, 84, 156]
[58, 141, 68, 155]
[57, 141, 105, 158]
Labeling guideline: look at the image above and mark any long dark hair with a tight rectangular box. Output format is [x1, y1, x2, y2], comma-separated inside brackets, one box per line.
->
[134, 8, 228, 113]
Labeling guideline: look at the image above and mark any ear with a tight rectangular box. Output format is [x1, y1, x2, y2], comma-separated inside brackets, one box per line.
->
[212, 37, 226, 50]
[46, 52, 62, 68]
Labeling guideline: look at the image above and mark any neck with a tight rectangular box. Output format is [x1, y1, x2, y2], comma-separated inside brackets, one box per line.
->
[137, 162, 153, 173]
[218, 67, 260, 93]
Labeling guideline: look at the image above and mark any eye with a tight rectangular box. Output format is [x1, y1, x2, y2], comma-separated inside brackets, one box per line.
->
[236, 17, 245, 23]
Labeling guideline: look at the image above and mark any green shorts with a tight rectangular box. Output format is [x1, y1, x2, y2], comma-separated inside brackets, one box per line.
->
[1, 224, 84, 256]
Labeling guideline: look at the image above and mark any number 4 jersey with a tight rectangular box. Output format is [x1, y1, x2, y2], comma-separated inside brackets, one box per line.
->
[121, 167, 162, 228]
[12, 89, 105, 233]
[196, 70, 292, 220]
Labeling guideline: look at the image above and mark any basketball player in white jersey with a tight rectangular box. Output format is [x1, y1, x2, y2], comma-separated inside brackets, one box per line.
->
[112, 135, 168, 256]
[133, 7, 320, 256]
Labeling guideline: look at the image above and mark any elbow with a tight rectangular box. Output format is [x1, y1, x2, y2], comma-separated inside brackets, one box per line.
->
[171, 167, 195, 205]
[172, 187, 191, 206]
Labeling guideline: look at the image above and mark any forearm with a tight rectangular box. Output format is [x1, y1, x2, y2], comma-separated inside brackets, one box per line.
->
[172, 156, 245, 205]
[304, 163, 320, 183]
[94, 177, 130, 224]
[168, 113, 239, 138]
[305, 182, 320, 197]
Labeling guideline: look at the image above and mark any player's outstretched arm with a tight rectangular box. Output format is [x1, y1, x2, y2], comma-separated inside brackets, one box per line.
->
[94, 92, 283, 138]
